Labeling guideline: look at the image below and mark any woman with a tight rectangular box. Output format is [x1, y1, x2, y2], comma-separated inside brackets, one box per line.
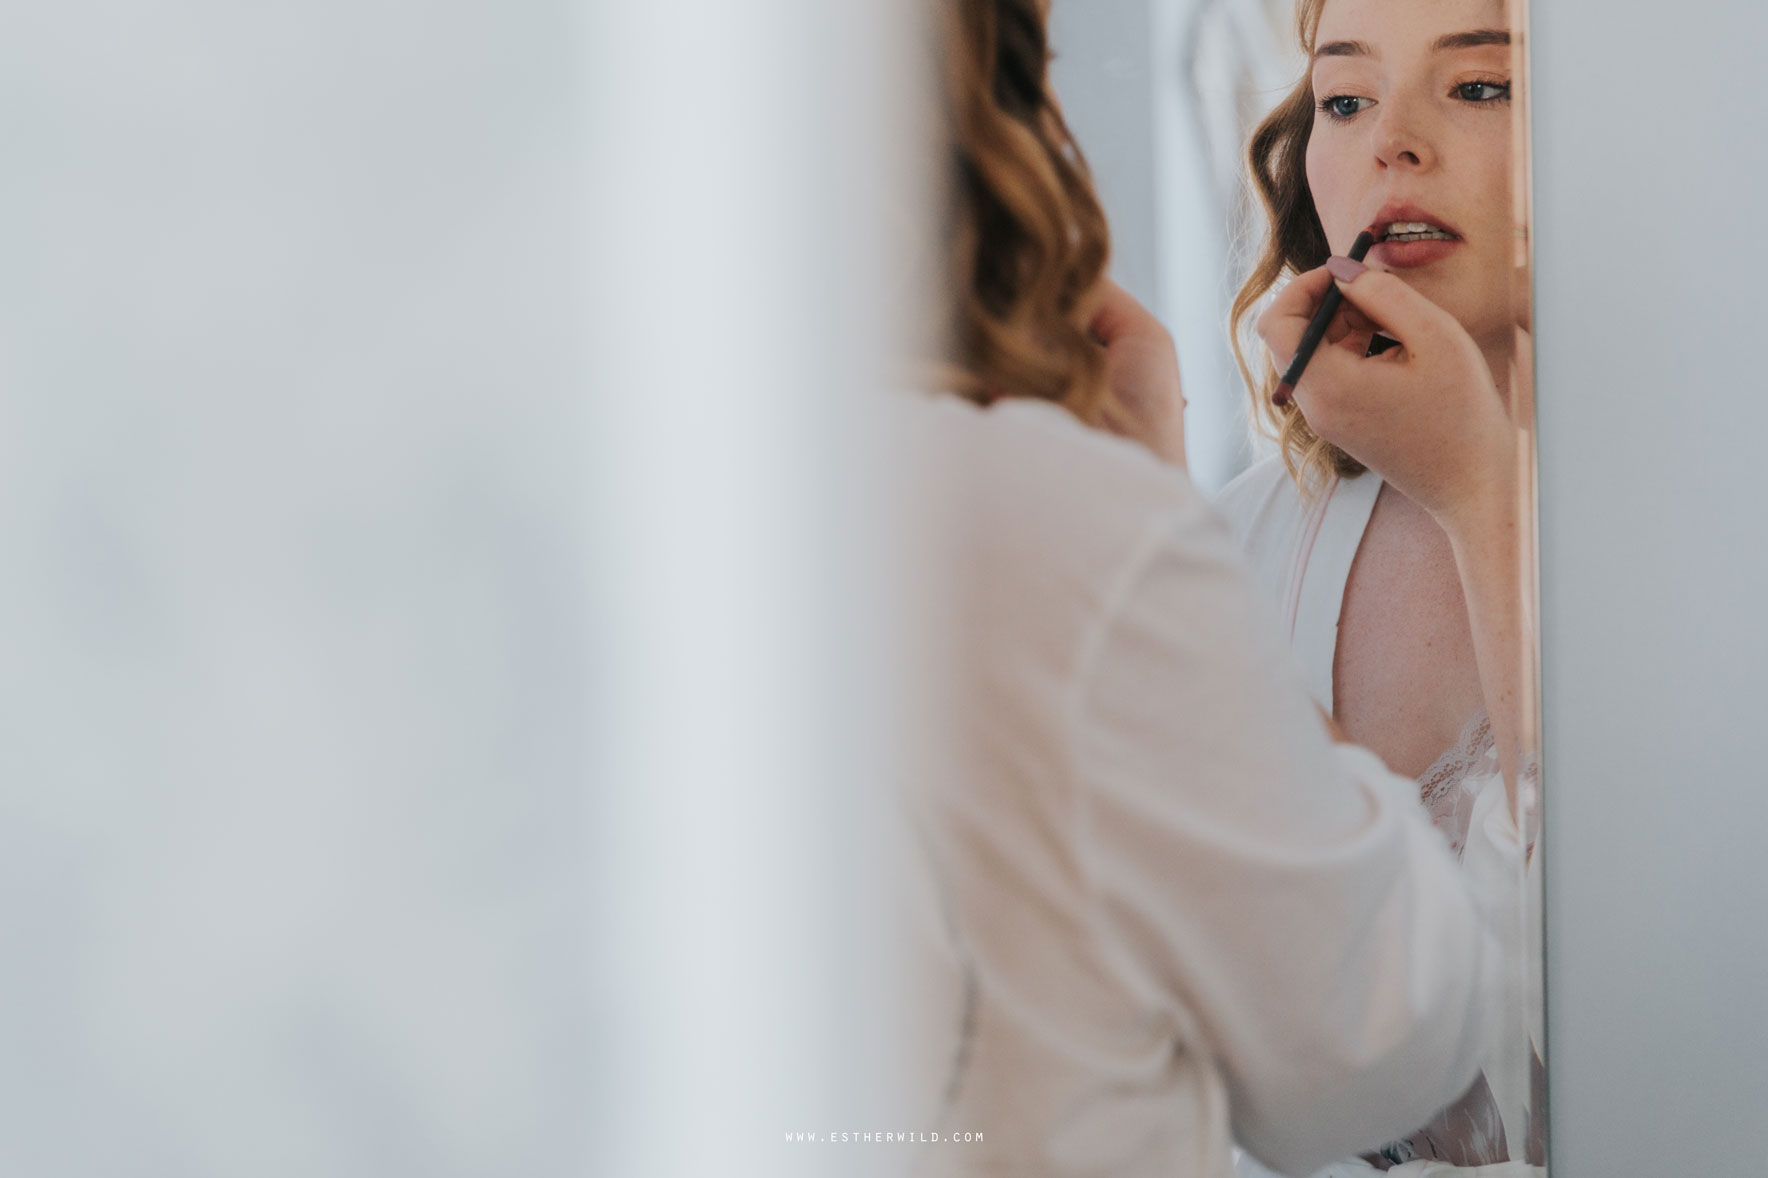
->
[1217, 0, 1542, 1169]
[905, 1, 1516, 1175]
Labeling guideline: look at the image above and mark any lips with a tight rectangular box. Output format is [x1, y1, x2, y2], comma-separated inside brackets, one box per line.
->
[1367, 203, 1463, 268]
[1369, 203, 1463, 241]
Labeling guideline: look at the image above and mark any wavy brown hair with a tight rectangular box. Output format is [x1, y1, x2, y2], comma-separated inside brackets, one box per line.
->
[933, 0, 1115, 423]
[1229, 0, 1363, 498]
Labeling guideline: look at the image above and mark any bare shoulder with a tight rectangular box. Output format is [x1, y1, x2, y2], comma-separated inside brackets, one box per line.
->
[1334, 486, 1485, 778]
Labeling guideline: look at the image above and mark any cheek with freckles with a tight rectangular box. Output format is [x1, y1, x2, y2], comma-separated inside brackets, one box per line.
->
[1304, 136, 1364, 256]
[1455, 144, 1520, 332]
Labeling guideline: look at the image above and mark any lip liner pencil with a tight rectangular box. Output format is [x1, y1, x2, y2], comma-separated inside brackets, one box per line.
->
[1271, 227, 1379, 408]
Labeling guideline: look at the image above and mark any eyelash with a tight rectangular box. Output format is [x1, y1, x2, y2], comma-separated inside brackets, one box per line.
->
[1318, 95, 1373, 121]
[1455, 80, 1511, 104]
[1316, 80, 1512, 123]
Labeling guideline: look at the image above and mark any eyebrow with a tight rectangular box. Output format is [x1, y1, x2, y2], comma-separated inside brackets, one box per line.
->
[1433, 29, 1512, 51]
[1314, 29, 1513, 60]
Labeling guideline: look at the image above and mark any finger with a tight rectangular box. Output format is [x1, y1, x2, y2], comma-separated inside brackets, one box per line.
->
[1283, 335, 1369, 404]
[1260, 267, 1334, 332]
[1341, 304, 1380, 335]
[1328, 268, 1461, 352]
[1334, 327, 1375, 358]
[1282, 340, 1398, 443]
[1256, 267, 1336, 366]
[1284, 319, 1438, 443]
[1321, 301, 1377, 349]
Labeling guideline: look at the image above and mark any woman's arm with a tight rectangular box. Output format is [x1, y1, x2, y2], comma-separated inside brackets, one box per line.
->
[1440, 472, 1529, 799]
[1257, 264, 1533, 813]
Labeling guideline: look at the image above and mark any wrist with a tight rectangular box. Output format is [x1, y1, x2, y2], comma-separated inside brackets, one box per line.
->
[1434, 474, 1521, 553]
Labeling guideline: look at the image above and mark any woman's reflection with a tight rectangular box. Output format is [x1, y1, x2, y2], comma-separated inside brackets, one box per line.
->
[1215, 0, 1541, 1170]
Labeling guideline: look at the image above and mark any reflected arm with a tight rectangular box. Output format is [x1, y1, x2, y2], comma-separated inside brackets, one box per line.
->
[1439, 433, 1533, 819]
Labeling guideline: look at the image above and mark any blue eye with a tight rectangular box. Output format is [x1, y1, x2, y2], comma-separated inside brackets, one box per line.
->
[1319, 94, 1372, 121]
[1456, 81, 1510, 102]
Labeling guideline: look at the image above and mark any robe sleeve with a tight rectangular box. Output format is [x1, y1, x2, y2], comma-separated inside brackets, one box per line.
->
[1070, 509, 1506, 1177]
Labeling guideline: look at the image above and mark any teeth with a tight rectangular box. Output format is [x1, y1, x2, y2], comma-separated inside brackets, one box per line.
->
[1384, 220, 1454, 242]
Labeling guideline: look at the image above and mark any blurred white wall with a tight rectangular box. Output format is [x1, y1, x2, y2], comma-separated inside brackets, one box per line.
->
[0, 4, 595, 1174]
[587, 2, 920, 1177]
[0, 2, 916, 1175]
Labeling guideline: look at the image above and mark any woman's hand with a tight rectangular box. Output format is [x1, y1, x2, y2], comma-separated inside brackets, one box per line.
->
[1256, 262, 1515, 533]
[1090, 279, 1187, 467]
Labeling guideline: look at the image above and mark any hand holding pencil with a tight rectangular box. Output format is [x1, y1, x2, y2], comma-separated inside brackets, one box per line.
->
[1270, 228, 1378, 408]
[1254, 246, 1514, 530]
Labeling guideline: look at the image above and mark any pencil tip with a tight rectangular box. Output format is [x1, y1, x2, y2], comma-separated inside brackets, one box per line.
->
[1272, 381, 1293, 408]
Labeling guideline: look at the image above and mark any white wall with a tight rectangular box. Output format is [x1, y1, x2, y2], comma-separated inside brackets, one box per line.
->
[1532, 1, 1768, 1169]
[0, 4, 595, 1174]
[1051, 0, 1267, 493]
[0, 2, 914, 1175]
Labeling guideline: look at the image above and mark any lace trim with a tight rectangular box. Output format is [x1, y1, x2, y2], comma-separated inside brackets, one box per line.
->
[1415, 711, 1540, 856]
[1364, 717, 1544, 1170]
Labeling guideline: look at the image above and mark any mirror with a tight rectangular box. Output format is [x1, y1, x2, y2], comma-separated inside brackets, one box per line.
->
[1052, 0, 1543, 1171]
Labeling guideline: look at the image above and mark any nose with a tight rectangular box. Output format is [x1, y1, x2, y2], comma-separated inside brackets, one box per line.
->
[1373, 103, 1437, 171]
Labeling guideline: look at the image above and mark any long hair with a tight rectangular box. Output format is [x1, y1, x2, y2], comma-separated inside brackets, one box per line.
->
[1229, 0, 1362, 497]
[934, 0, 1115, 423]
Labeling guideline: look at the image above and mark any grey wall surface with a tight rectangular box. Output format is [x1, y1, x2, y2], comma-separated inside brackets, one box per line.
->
[1533, 1, 1768, 1169]
[0, 2, 915, 1175]
[0, 4, 593, 1173]
[1050, 1, 1167, 316]
[1049, 0, 1256, 493]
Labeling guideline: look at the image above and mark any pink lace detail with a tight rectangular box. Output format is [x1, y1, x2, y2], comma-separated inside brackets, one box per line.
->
[1364, 716, 1546, 1171]
[1417, 712, 1495, 856]
[1416, 712, 1541, 857]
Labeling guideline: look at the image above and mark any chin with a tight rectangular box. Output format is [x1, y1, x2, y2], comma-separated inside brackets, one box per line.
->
[1390, 268, 1500, 324]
